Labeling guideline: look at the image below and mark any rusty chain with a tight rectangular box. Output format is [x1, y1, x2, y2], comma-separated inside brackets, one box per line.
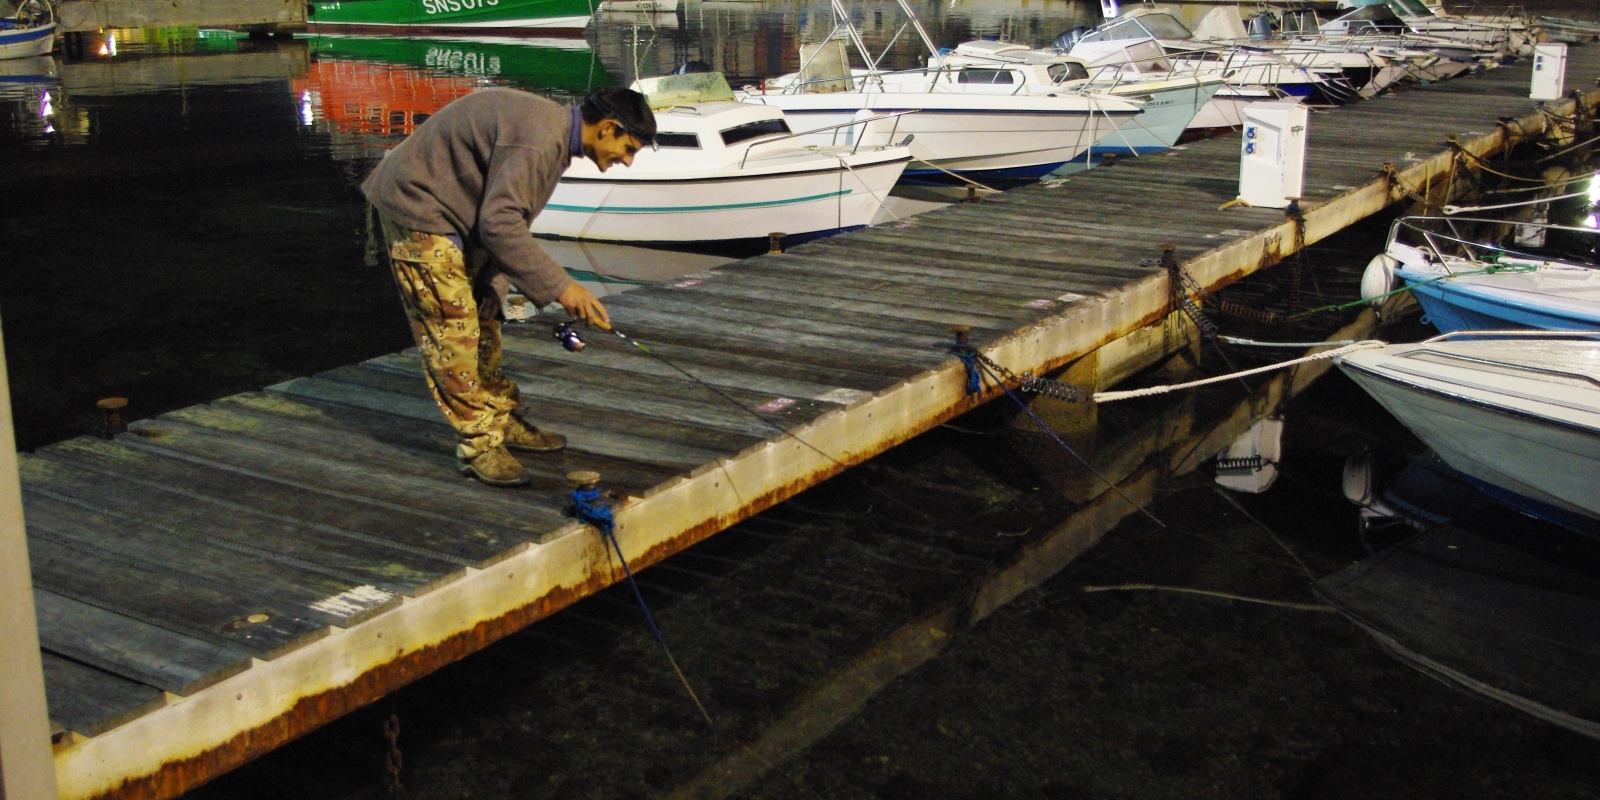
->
[384, 712, 406, 799]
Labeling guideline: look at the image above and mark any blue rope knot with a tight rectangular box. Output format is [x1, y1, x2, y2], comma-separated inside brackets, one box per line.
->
[953, 348, 983, 396]
[572, 486, 615, 536]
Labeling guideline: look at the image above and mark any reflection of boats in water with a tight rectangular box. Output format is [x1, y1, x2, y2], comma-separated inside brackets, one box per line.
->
[0, 52, 58, 138]
[305, 0, 593, 37]
[1, 0, 55, 61]
[294, 34, 612, 136]
[598, 0, 676, 12]
[534, 238, 733, 296]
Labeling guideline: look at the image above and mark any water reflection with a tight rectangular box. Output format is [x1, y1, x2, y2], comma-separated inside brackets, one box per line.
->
[0, 54, 58, 140]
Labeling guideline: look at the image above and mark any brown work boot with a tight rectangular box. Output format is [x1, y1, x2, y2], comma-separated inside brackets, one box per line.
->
[503, 417, 567, 453]
[459, 445, 532, 487]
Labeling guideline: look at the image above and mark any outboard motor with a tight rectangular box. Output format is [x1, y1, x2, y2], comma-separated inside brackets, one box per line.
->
[1247, 12, 1275, 40]
[1054, 27, 1092, 53]
[671, 60, 714, 75]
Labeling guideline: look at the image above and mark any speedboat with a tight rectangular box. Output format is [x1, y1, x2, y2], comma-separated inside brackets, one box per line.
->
[0, 0, 55, 60]
[1059, 9, 1352, 108]
[923, 40, 1226, 158]
[1376, 0, 1537, 56]
[531, 73, 911, 246]
[736, 0, 1143, 185]
[1336, 331, 1600, 526]
[1361, 216, 1600, 332]
[1192, 6, 1494, 99]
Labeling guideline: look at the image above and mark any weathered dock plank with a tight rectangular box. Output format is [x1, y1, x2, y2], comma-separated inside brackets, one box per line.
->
[33, 46, 1600, 800]
[33, 590, 253, 697]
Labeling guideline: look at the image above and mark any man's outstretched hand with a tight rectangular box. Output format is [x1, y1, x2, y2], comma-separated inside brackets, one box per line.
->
[557, 282, 611, 329]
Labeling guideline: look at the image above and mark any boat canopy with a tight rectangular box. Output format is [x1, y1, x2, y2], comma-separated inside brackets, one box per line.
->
[1077, 12, 1194, 44]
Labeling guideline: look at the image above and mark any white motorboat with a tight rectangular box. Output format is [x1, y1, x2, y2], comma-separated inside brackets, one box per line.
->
[1376, 0, 1537, 55]
[0, 0, 55, 60]
[1059, 10, 1351, 108]
[1336, 331, 1600, 526]
[532, 73, 911, 246]
[1361, 216, 1600, 332]
[1191, 6, 1492, 100]
[922, 40, 1225, 158]
[737, 0, 1142, 184]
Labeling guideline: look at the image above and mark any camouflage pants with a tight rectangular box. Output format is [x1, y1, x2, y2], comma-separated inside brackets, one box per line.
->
[379, 216, 520, 460]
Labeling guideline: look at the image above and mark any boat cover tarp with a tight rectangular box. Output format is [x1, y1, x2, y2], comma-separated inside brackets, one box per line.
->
[1316, 521, 1600, 740]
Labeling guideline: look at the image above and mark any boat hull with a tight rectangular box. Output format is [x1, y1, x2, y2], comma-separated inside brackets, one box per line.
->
[1395, 256, 1600, 333]
[1404, 275, 1600, 332]
[1338, 340, 1600, 524]
[533, 154, 910, 245]
[1071, 80, 1220, 159]
[742, 93, 1139, 183]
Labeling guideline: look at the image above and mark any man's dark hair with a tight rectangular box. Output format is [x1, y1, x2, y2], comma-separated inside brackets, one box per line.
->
[579, 88, 656, 146]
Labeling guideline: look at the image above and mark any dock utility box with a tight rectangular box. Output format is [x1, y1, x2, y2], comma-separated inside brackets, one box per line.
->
[1531, 43, 1568, 101]
[1237, 102, 1308, 209]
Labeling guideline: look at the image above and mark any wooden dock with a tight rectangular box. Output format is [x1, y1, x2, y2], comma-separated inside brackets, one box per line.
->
[24, 47, 1600, 799]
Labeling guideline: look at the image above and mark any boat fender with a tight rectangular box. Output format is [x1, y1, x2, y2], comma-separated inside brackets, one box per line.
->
[1359, 253, 1400, 307]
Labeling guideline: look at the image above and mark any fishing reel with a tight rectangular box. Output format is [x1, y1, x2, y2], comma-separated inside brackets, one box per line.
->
[553, 321, 586, 352]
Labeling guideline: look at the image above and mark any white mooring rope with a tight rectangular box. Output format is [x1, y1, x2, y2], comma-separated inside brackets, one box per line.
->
[1092, 340, 1387, 403]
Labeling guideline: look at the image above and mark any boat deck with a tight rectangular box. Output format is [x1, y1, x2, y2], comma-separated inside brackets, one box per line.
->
[28, 45, 1600, 799]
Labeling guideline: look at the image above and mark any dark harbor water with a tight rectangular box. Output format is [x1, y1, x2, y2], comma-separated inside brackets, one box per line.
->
[5, 2, 1600, 798]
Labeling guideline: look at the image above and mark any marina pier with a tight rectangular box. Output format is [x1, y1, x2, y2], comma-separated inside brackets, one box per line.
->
[17, 43, 1600, 799]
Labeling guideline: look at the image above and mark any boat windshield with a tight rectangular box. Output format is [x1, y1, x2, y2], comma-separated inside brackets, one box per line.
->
[1047, 62, 1090, 83]
[1079, 13, 1193, 42]
[956, 68, 1015, 85]
[720, 118, 790, 146]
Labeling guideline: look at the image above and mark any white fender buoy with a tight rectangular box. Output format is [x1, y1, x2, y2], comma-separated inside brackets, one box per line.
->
[1359, 253, 1401, 308]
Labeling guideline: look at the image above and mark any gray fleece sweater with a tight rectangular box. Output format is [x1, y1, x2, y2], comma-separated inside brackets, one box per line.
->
[362, 88, 574, 309]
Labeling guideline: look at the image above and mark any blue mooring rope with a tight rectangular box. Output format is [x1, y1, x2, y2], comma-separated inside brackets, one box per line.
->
[570, 485, 716, 727]
[954, 348, 984, 395]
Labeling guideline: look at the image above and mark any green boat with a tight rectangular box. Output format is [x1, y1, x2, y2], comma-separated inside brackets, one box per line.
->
[302, 32, 614, 91]
[305, 0, 594, 36]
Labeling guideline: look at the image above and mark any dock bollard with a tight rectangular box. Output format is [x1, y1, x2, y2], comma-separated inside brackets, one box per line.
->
[966, 186, 980, 203]
[1100, 152, 1116, 167]
[768, 232, 785, 254]
[566, 469, 601, 491]
[947, 324, 971, 346]
[97, 397, 128, 439]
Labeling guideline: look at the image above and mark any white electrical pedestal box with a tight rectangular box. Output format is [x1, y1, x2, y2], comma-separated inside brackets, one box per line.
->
[1237, 102, 1308, 209]
[1531, 42, 1568, 101]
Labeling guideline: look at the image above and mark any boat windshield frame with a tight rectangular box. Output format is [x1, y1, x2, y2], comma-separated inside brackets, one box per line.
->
[1079, 13, 1194, 44]
[1392, 215, 1600, 274]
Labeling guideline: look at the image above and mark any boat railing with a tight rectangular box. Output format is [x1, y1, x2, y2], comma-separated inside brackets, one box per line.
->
[737, 110, 916, 169]
[1392, 215, 1600, 274]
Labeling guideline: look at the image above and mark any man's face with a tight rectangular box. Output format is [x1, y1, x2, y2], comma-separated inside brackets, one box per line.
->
[586, 120, 643, 173]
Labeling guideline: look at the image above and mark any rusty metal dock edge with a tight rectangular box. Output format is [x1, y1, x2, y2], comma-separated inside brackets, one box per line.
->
[53, 86, 1597, 800]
